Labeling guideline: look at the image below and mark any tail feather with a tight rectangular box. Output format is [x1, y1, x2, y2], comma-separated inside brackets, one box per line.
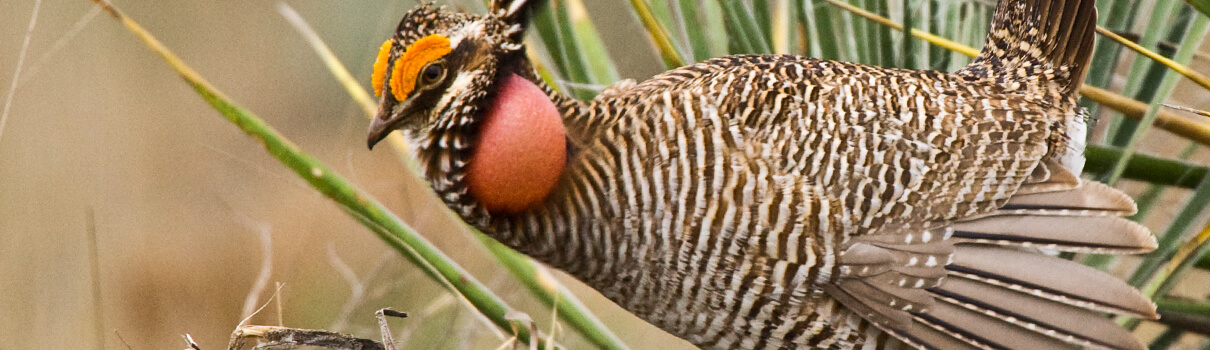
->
[914, 301, 1085, 350]
[931, 276, 1145, 349]
[1004, 180, 1136, 213]
[960, 0, 1098, 94]
[835, 181, 1156, 349]
[946, 245, 1157, 318]
[951, 214, 1155, 254]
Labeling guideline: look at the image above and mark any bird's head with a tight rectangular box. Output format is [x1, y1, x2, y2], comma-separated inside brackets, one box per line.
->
[367, 0, 567, 225]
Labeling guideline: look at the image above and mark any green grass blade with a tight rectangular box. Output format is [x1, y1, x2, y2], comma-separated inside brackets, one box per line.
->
[1128, 170, 1210, 291]
[803, 0, 844, 60]
[1105, 1, 1186, 146]
[1106, 13, 1210, 185]
[1131, 143, 1200, 222]
[679, 0, 715, 61]
[1084, 145, 1208, 189]
[1189, 0, 1210, 16]
[852, 0, 873, 64]
[719, 0, 772, 54]
[945, 2, 969, 71]
[626, 0, 687, 69]
[531, 5, 574, 81]
[1155, 298, 1210, 333]
[754, 0, 773, 49]
[1154, 223, 1210, 300]
[901, 0, 918, 69]
[531, 2, 598, 99]
[1149, 328, 1184, 350]
[567, 0, 620, 84]
[874, 0, 895, 66]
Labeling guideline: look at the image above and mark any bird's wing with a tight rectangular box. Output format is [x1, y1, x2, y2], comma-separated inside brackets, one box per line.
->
[828, 179, 1155, 350]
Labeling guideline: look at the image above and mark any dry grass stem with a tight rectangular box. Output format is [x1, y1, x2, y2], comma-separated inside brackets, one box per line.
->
[0, 0, 43, 144]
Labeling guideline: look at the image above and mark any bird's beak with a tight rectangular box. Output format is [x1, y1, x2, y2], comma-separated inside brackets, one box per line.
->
[367, 96, 411, 150]
[367, 109, 394, 150]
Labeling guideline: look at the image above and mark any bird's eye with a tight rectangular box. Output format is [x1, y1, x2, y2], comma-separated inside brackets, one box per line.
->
[422, 63, 445, 85]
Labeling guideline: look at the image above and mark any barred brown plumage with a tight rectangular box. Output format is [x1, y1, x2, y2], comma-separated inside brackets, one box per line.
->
[366, 0, 1158, 349]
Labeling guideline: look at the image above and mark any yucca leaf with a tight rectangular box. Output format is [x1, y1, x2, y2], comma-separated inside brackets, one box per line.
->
[1155, 299, 1210, 334]
[1105, 13, 1210, 185]
[626, 0, 686, 69]
[566, 0, 621, 84]
[1154, 222, 1210, 299]
[1189, 0, 1210, 16]
[1084, 145, 1208, 189]
[1129, 170, 1210, 292]
[754, 0, 773, 49]
[901, 0, 918, 69]
[531, 4, 574, 81]
[802, 0, 844, 60]
[719, 0, 773, 55]
[874, 0, 895, 66]
[1105, 1, 1186, 145]
[678, 0, 714, 61]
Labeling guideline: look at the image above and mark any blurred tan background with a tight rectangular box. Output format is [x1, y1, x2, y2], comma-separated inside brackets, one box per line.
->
[2, 1, 1209, 349]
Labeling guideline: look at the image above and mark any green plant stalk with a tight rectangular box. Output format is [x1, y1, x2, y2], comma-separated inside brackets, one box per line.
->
[1129, 170, 1210, 292]
[532, 3, 597, 100]
[531, 5, 575, 84]
[802, 0, 843, 60]
[1101, 6, 1210, 145]
[851, 0, 872, 64]
[901, 0, 917, 69]
[947, 2, 973, 71]
[626, 0, 686, 69]
[679, 0, 714, 61]
[1083, 145, 1208, 189]
[88, 1, 568, 347]
[1148, 328, 1183, 350]
[1130, 143, 1199, 222]
[1108, 23, 1188, 147]
[566, 0, 621, 85]
[928, 1, 952, 70]
[851, 0, 871, 64]
[1106, 14, 1210, 186]
[718, 0, 772, 55]
[754, 0, 773, 49]
[874, 0, 894, 66]
[1104, 1, 1186, 145]
[1190, 0, 1210, 17]
[552, 3, 597, 97]
[1153, 222, 1210, 300]
[1155, 298, 1210, 335]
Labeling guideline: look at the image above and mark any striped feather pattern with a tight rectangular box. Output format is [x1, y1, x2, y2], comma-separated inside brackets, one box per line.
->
[372, 0, 1157, 349]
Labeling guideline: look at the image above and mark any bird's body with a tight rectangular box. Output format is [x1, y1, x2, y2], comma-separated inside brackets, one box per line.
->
[492, 56, 1075, 349]
[366, 1, 1159, 349]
